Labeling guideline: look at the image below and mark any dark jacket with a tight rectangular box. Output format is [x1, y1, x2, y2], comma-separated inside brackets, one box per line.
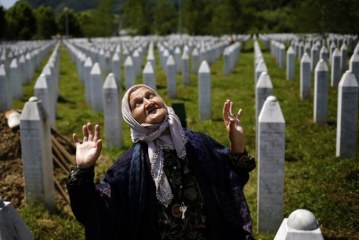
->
[67, 129, 255, 240]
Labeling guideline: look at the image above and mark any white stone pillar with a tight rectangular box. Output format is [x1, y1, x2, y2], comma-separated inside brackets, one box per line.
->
[20, 96, 55, 208]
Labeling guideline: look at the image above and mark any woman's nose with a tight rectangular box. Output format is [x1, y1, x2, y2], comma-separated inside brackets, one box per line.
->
[143, 98, 151, 106]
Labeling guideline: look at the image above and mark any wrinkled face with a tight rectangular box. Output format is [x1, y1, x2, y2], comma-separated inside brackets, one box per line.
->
[129, 87, 168, 124]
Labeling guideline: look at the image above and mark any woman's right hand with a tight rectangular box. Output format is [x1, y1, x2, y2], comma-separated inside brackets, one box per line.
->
[73, 123, 102, 169]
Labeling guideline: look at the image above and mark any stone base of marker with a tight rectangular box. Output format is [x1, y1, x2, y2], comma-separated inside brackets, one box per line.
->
[0, 198, 33, 240]
[274, 209, 324, 240]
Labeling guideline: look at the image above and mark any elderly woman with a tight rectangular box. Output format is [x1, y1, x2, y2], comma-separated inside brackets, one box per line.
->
[67, 84, 255, 240]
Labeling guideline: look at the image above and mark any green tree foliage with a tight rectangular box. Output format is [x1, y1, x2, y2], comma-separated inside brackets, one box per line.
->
[0, 6, 6, 39]
[208, 0, 244, 35]
[35, 6, 57, 39]
[122, 0, 153, 35]
[5, 0, 37, 40]
[93, 0, 117, 36]
[153, 0, 177, 35]
[182, 0, 212, 35]
[57, 8, 82, 37]
[295, 0, 359, 34]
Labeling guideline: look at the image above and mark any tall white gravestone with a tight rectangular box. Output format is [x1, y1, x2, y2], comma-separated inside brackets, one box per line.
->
[90, 63, 104, 112]
[124, 56, 135, 90]
[198, 61, 211, 120]
[166, 55, 177, 98]
[286, 46, 295, 80]
[331, 48, 341, 87]
[20, 97, 55, 208]
[257, 96, 285, 233]
[0, 65, 12, 111]
[103, 73, 123, 148]
[336, 71, 358, 157]
[314, 59, 329, 124]
[300, 53, 311, 100]
[143, 61, 156, 90]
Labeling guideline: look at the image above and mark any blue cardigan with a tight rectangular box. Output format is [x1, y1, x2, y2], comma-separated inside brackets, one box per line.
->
[67, 129, 254, 240]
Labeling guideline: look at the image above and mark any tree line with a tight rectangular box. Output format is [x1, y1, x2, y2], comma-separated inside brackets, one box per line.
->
[0, 0, 358, 41]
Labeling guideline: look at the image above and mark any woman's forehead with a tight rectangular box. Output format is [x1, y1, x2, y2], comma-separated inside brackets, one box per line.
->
[129, 86, 155, 100]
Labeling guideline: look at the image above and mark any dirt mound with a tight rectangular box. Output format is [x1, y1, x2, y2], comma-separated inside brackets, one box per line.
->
[0, 111, 74, 215]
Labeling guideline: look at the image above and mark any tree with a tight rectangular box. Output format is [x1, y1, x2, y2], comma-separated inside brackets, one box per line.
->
[35, 6, 57, 39]
[5, 0, 36, 40]
[121, 0, 153, 35]
[92, 0, 117, 36]
[182, 0, 212, 35]
[0, 6, 6, 40]
[57, 8, 82, 37]
[153, 0, 177, 35]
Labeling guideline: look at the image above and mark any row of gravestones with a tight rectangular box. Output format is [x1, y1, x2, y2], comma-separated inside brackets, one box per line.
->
[0, 41, 55, 112]
[0, 41, 60, 240]
[62, 35, 249, 116]
[3, 34, 344, 239]
[263, 33, 358, 158]
[253, 33, 358, 239]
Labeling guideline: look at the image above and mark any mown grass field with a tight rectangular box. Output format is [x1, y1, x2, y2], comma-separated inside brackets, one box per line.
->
[13, 38, 358, 240]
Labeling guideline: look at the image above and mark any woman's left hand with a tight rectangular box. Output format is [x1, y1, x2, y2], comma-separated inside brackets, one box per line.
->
[223, 99, 245, 153]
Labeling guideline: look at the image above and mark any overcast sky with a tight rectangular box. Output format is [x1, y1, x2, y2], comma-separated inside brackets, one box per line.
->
[0, 0, 18, 9]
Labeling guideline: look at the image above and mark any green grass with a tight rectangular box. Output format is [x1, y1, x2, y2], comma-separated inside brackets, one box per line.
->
[13, 39, 358, 240]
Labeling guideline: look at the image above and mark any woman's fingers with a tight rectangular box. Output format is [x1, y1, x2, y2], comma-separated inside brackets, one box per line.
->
[93, 124, 100, 142]
[73, 133, 79, 146]
[87, 123, 94, 141]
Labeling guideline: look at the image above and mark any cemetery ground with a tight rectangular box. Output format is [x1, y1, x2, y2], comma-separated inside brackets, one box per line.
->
[2, 39, 358, 239]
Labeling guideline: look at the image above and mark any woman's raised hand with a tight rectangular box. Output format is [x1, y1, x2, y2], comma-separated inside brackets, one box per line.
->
[73, 123, 102, 169]
[223, 99, 245, 153]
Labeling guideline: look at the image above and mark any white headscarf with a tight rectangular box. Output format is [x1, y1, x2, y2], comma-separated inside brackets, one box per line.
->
[122, 84, 187, 207]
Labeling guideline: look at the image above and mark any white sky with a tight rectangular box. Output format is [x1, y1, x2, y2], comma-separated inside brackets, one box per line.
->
[0, 0, 18, 9]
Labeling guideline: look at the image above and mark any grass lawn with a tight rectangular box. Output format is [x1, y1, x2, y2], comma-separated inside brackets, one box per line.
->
[13, 37, 358, 240]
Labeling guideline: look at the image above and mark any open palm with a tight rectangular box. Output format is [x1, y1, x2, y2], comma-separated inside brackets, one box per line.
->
[73, 123, 102, 169]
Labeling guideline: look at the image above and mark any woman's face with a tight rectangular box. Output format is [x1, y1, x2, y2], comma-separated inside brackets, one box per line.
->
[129, 87, 168, 124]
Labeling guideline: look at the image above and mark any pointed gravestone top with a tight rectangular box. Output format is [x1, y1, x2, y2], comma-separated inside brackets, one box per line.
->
[301, 52, 311, 63]
[332, 48, 340, 56]
[349, 52, 359, 62]
[166, 55, 175, 65]
[258, 96, 285, 123]
[320, 46, 328, 53]
[315, 59, 328, 72]
[257, 72, 273, 88]
[112, 52, 119, 61]
[133, 49, 139, 57]
[20, 96, 46, 121]
[287, 46, 294, 54]
[175, 46, 181, 54]
[340, 70, 359, 87]
[0, 64, 6, 75]
[103, 73, 117, 89]
[91, 62, 101, 75]
[198, 61, 210, 73]
[192, 48, 199, 56]
[341, 42, 348, 50]
[182, 50, 189, 59]
[10, 58, 18, 68]
[34, 74, 48, 89]
[143, 61, 154, 74]
[85, 57, 93, 66]
[124, 56, 133, 66]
